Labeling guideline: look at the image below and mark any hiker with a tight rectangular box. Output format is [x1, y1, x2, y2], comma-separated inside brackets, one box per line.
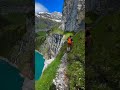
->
[67, 36, 73, 52]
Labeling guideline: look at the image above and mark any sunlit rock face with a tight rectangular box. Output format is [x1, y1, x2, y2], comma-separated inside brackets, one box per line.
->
[62, 0, 85, 32]
[40, 34, 63, 60]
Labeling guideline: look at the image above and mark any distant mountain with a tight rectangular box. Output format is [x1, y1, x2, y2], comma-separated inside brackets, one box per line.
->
[35, 12, 62, 32]
[36, 12, 62, 23]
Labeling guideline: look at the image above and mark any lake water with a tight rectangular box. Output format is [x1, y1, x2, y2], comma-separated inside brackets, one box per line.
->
[0, 60, 24, 90]
[35, 51, 45, 80]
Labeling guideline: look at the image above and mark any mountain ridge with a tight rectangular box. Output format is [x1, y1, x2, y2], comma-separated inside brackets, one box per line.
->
[36, 11, 62, 23]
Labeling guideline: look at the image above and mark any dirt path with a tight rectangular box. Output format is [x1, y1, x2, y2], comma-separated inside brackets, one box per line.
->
[53, 53, 69, 90]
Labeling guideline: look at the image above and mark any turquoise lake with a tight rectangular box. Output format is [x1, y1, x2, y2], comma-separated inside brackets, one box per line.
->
[35, 51, 45, 80]
[0, 60, 24, 90]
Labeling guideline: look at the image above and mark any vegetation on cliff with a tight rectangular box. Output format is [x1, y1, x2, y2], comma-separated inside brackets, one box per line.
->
[35, 16, 61, 31]
[35, 31, 46, 50]
[86, 11, 120, 89]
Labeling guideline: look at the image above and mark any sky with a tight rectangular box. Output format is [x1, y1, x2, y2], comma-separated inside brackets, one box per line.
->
[35, 0, 64, 13]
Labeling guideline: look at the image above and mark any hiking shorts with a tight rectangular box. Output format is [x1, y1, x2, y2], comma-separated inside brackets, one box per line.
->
[67, 43, 72, 47]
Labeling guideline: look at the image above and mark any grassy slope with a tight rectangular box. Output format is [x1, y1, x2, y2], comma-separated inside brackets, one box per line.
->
[87, 12, 120, 89]
[63, 32, 74, 40]
[50, 26, 64, 35]
[67, 31, 85, 90]
[35, 43, 66, 90]
[35, 18, 60, 30]
[35, 31, 46, 50]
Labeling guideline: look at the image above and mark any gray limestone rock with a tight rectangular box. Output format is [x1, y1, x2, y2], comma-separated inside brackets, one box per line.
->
[62, 0, 85, 32]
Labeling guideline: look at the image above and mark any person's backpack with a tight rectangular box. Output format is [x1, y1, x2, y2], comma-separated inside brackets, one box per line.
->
[67, 37, 72, 44]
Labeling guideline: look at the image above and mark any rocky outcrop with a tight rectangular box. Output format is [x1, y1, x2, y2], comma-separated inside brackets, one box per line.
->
[62, 0, 85, 32]
[40, 34, 63, 60]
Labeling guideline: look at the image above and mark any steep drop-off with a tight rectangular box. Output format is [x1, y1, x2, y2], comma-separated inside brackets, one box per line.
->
[40, 33, 63, 60]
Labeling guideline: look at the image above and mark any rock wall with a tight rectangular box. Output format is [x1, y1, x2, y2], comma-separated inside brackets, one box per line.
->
[40, 34, 63, 60]
[62, 0, 85, 32]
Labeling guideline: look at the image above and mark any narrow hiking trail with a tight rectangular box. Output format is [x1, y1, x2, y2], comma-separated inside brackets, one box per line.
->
[53, 53, 69, 90]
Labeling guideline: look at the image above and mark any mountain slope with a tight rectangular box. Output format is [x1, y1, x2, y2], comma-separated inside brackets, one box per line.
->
[35, 12, 62, 32]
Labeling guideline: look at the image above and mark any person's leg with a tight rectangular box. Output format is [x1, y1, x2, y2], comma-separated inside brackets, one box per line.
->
[69, 46, 70, 51]
[69, 43, 72, 51]
[67, 46, 69, 51]
[67, 43, 70, 52]
[67, 43, 69, 52]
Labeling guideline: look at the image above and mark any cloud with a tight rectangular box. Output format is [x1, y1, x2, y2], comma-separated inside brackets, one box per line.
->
[35, 2, 49, 13]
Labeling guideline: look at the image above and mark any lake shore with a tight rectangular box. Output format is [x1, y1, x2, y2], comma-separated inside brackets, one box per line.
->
[35, 50, 55, 72]
[0, 56, 18, 69]
[42, 58, 55, 72]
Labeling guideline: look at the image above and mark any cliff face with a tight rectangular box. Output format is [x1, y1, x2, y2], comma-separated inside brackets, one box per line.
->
[7, 14, 34, 79]
[0, 1, 34, 79]
[62, 0, 85, 32]
[40, 34, 63, 60]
